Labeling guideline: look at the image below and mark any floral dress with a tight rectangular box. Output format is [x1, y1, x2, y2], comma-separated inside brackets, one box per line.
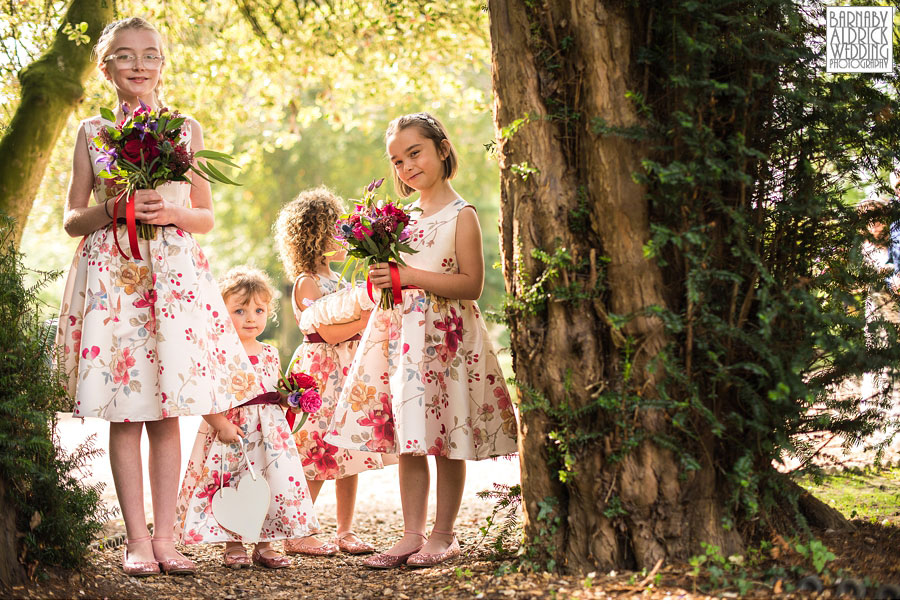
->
[55, 116, 261, 422]
[289, 274, 395, 480]
[175, 343, 318, 544]
[327, 199, 518, 459]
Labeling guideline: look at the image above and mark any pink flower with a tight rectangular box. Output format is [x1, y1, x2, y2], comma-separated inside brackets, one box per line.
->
[433, 307, 464, 357]
[302, 432, 339, 478]
[360, 394, 395, 451]
[182, 529, 204, 545]
[300, 389, 322, 414]
[351, 223, 373, 240]
[111, 347, 136, 384]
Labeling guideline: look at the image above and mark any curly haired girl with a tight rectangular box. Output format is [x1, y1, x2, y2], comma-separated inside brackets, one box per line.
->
[273, 187, 393, 556]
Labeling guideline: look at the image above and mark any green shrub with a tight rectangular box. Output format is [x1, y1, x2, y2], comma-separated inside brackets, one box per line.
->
[0, 216, 110, 575]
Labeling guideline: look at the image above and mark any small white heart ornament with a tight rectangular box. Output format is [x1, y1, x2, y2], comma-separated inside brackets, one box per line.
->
[211, 473, 271, 542]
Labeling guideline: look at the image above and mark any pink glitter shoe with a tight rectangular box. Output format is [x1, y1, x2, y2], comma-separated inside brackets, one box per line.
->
[252, 547, 292, 569]
[151, 537, 197, 575]
[405, 530, 461, 568]
[335, 531, 376, 555]
[122, 535, 160, 577]
[223, 544, 251, 569]
[284, 535, 339, 556]
[362, 531, 425, 569]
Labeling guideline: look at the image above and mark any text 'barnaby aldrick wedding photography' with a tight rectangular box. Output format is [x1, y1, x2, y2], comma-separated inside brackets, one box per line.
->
[826, 6, 894, 73]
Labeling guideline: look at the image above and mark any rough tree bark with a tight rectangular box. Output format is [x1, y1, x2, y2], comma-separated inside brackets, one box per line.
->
[490, 0, 747, 572]
[0, 0, 113, 246]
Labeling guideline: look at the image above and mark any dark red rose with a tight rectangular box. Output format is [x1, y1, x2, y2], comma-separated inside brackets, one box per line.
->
[141, 138, 161, 161]
[121, 139, 144, 163]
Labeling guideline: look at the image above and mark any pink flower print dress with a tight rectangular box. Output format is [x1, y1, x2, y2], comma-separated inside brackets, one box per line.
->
[175, 343, 318, 544]
[55, 116, 262, 422]
[289, 274, 396, 480]
[327, 199, 519, 459]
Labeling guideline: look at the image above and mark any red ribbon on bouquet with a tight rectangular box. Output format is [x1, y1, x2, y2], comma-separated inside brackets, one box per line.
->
[111, 191, 143, 261]
[366, 261, 402, 306]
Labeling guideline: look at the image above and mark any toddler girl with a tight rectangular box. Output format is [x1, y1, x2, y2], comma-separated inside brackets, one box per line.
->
[175, 266, 319, 568]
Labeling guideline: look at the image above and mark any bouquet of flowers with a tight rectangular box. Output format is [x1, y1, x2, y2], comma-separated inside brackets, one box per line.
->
[277, 360, 322, 434]
[335, 177, 419, 309]
[94, 101, 240, 255]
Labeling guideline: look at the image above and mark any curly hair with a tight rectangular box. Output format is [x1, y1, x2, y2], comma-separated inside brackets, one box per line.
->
[218, 265, 277, 318]
[274, 186, 345, 280]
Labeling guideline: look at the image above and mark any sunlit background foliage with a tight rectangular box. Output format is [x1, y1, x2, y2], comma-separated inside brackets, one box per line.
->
[2, 0, 505, 354]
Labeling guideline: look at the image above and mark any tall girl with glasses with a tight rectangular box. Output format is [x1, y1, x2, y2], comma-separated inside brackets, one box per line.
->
[55, 17, 262, 577]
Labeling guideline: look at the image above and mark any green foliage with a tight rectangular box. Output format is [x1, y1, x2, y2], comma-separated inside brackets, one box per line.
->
[0, 216, 110, 573]
[630, 0, 900, 529]
[688, 542, 757, 595]
[475, 483, 522, 558]
[793, 539, 836, 574]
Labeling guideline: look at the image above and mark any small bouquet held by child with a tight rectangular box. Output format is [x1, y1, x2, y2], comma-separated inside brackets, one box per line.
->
[334, 177, 419, 309]
[277, 361, 322, 433]
[94, 101, 240, 259]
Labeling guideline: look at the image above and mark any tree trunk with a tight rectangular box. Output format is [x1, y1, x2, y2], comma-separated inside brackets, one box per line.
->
[489, 0, 743, 572]
[0, 478, 25, 587]
[0, 0, 114, 246]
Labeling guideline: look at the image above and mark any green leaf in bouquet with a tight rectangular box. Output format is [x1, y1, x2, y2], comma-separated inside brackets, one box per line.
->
[97, 169, 116, 179]
[396, 242, 417, 254]
[100, 107, 117, 123]
[165, 117, 185, 134]
[361, 234, 379, 256]
[194, 160, 242, 186]
[194, 149, 241, 169]
[118, 158, 141, 172]
[104, 126, 120, 140]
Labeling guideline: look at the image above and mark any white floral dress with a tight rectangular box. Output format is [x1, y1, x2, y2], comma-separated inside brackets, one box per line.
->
[289, 274, 396, 480]
[55, 116, 261, 422]
[327, 199, 518, 459]
[175, 343, 318, 544]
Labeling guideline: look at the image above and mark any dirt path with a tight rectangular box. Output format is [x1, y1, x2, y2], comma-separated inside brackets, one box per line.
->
[8, 414, 900, 599]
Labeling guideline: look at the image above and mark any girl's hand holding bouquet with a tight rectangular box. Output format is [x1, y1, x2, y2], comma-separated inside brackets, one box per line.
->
[94, 100, 240, 259]
[335, 177, 419, 309]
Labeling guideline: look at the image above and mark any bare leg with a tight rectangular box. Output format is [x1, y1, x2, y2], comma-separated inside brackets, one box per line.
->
[335, 474, 358, 535]
[382, 454, 428, 555]
[420, 457, 465, 554]
[295, 479, 328, 546]
[109, 421, 153, 562]
[144, 418, 187, 561]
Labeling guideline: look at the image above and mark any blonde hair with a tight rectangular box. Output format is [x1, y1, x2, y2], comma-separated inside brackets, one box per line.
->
[385, 112, 458, 197]
[219, 266, 277, 318]
[93, 17, 166, 105]
[274, 186, 344, 280]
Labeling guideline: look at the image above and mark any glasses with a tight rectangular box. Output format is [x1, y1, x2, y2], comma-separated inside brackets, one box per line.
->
[103, 54, 164, 69]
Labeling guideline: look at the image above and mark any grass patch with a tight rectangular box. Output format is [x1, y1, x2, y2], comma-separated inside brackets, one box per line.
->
[798, 466, 900, 524]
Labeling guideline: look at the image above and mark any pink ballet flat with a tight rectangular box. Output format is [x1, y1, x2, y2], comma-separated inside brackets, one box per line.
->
[122, 535, 160, 577]
[335, 531, 376, 555]
[252, 547, 292, 569]
[151, 537, 197, 575]
[406, 530, 461, 568]
[223, 544, 251, 569]
[284, 535, 339, 556]
[362, 531, 425, 569]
